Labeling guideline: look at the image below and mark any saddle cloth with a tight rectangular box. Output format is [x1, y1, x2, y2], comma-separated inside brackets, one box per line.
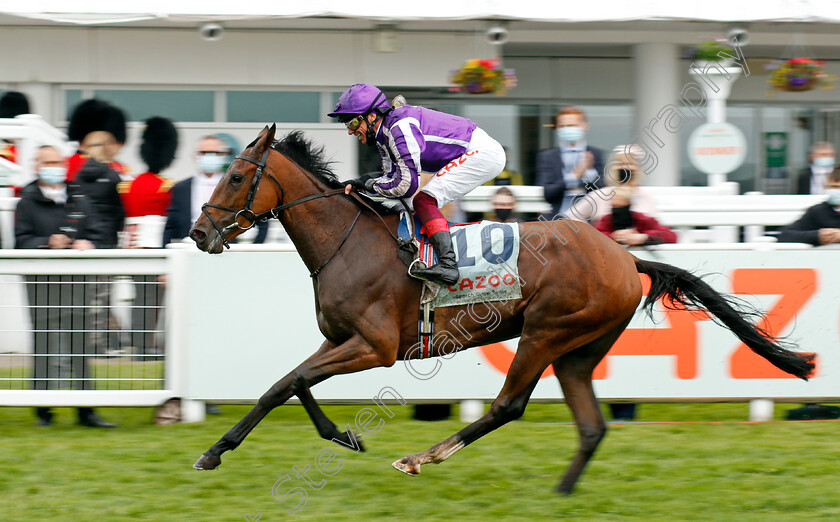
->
[398, 213, 523, 308]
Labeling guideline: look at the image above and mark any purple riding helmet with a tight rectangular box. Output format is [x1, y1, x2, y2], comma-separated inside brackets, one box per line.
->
[327, 84, 390, 119]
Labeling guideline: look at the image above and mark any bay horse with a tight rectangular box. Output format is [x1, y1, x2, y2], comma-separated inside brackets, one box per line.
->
[188, 125, 814, 494]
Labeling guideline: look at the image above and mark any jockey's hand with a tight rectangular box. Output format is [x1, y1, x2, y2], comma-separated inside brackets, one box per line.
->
[342, 176, 375, 195]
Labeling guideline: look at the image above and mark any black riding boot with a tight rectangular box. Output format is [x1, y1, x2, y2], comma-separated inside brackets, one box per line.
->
[410, 231, 460, 286]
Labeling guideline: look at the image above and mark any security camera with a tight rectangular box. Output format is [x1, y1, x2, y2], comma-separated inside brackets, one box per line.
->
[200, 23, 224, 42]
[485, 26, 509, 46]
[726, 27, 749, 46]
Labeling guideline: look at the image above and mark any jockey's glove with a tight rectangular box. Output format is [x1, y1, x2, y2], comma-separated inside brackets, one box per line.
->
[344, 174, 376, 192]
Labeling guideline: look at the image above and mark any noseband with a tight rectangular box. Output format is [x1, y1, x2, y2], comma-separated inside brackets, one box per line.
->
[201, 147, 281, 249]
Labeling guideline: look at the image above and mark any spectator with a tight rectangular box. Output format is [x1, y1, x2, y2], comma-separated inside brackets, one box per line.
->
[594, 186, 677, 247]
[581, 144, 660, 224]
[15, 145, 115, 428]
[71, 131, 126, 355]
[536, 106, 605, 217]
[118, 117, 177, 357]
[164, 135, 268, 245]
[779, 167, 840, 246]
[0, 91, 31, 168]
[797, 142, 835, 195]
[484, 146, 524, 186]
[487, 186, 521, 223]
[72, 131, 125, 248]
[66, 99, 129, 181]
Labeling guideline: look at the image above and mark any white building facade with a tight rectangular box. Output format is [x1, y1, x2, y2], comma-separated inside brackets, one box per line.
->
[2, 4, 840, 192]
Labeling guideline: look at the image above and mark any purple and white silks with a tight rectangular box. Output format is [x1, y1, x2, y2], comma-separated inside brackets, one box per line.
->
[369, 106, 477, 198]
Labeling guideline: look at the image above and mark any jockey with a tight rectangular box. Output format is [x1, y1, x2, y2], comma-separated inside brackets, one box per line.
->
[329, 83, 505, 286]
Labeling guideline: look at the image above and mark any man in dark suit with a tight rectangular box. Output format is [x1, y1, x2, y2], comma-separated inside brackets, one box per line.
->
[536, 106, 605, 218]
[797, 142, 835, 195]
[164, 135, 268, 245]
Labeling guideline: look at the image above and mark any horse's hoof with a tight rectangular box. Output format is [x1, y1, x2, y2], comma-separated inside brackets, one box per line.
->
[348, 431, 366, 452]
[392, 457, 420, 475]
[334, 430, 366, 452]
[556, 482, 574, 496]
[193, 454, 221, 470]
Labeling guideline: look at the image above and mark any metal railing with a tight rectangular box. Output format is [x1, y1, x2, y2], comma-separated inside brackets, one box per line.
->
[0, 250, 178, 407]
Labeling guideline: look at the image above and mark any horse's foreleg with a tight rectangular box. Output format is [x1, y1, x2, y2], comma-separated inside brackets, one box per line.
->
[193, 372, 297, 470]
[392, 340, 548, 475]
[194, 336, 384, 470]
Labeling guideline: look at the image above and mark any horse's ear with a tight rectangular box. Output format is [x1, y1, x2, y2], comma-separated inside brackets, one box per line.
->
[252, 124, 276, 154]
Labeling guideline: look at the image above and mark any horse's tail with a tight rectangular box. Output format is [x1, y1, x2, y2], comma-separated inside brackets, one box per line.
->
[634, 257, 815, 380]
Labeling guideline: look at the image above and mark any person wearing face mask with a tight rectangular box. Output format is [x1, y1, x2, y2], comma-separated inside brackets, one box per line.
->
[164, 135, 228, 245]
[15, 146, 116, 428]
[163, 135, 271, 246]
[330, 84, 505, 286]
[487, 186, 520, 223]
[797, 142, 836, 195]
[780, 168, 840, 245]
[536, 106, 605, 218]
[593, 187, 677, 247]
[579, 145, 660, 224]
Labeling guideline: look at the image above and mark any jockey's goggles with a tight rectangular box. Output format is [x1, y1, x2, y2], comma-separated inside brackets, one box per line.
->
[343, 114, 365, 132]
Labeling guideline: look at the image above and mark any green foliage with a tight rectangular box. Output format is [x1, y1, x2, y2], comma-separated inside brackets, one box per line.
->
[688, 39, 731, 62]
[2, 403, 840, 520]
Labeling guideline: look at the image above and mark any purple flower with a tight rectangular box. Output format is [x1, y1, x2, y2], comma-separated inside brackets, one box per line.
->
[789, 77, 809, 87]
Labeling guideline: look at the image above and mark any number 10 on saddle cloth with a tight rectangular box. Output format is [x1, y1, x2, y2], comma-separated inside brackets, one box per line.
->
[435, 220, 523, 308]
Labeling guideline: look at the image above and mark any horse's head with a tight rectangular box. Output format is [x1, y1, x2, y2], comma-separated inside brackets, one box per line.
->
[190, 124, 281, 253]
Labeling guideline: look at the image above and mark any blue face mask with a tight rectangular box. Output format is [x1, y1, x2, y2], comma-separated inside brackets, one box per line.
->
[38, 166, 67, 185]
[557, 126, 585, 144]
[825, 188, 840, 206]
[198, 154, 226, 174]
[813, 157, 836, 169]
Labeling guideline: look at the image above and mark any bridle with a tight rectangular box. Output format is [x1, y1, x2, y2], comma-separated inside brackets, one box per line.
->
[200, 145, 398, 278]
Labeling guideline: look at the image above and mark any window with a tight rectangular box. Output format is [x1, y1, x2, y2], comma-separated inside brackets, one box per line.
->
[226, 91, 320, 123]
[94, 90, 214, 122]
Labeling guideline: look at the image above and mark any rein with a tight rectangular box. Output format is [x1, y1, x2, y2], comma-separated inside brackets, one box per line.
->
[201, 147, 399, 278]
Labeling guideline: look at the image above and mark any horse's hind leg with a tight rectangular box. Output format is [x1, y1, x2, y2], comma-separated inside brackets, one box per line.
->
[392, 334, 552, 475]
[553, 317, 631, 494]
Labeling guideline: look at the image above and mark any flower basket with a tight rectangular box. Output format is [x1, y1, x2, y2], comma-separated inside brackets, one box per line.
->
[766, 58, 836, 93]
[449, 59, 517, 95]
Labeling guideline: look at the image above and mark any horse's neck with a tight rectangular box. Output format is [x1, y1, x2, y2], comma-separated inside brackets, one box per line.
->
[276, 173, 385, 276]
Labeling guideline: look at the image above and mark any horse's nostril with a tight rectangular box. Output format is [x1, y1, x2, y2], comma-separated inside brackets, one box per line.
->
[189, 228, 205, 242]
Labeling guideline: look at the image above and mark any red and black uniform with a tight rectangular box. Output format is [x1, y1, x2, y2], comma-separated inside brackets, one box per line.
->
[119, 172, 174, 218]
[118, 172, 174, 248]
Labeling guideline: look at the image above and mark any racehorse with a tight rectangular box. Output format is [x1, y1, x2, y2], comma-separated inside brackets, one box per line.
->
[188, 124, 814, 494]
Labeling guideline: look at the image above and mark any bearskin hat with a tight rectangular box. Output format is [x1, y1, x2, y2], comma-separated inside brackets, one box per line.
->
[67, 98, 128, 144]
[140, 116, 178, 174]
[104, 104, 127, 145]
[68, 99, 109, 142]
[0, 91, 31, 118]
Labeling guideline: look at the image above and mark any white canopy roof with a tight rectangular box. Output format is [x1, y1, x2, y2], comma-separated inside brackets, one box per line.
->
[4, 0, 840, 25]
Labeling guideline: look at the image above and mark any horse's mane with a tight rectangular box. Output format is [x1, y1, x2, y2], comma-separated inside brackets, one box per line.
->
[270, 130, 400, 215]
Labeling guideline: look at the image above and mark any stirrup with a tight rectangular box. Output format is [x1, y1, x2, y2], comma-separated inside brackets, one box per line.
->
[408, 258, 429, 280]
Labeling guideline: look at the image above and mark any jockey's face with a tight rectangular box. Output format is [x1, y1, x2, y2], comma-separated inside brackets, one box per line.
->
[348, 113, 379, 145]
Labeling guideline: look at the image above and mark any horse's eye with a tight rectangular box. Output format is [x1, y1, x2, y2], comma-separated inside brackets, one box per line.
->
[230, 174, 244, 184]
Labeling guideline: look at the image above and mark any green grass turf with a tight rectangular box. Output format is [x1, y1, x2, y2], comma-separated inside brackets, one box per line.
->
[0, 359, 164, 390]
[2, 402, 839, 521]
